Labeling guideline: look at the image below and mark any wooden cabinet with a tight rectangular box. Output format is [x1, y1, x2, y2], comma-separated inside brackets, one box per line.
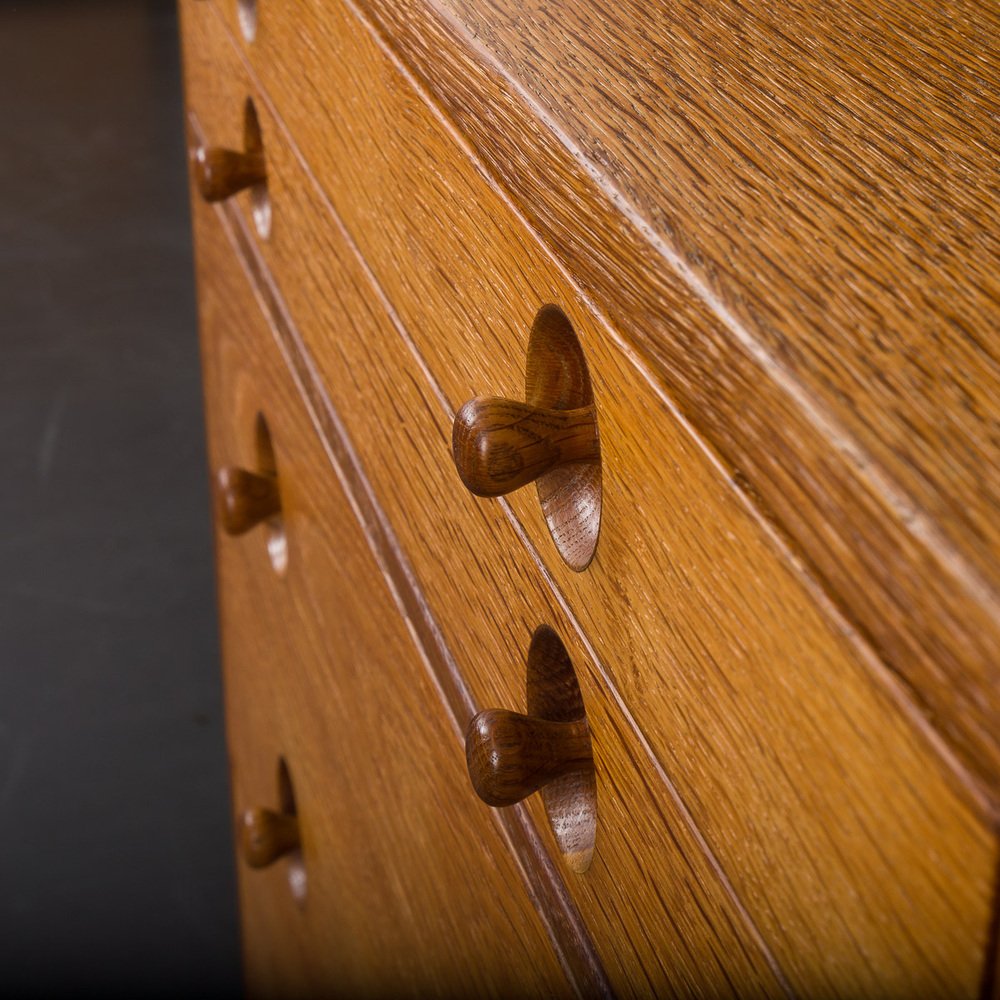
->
[180, 1, 1000, 995]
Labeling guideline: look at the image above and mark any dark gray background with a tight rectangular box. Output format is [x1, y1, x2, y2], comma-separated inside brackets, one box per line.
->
[1, 1, 240, 994]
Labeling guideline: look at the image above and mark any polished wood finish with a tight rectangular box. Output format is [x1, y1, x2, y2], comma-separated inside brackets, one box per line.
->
[359, 0, 1000, 802]
[215, 465, 280, 536]
[192, 192, 578, 997]
[466, 710, 592, 807]
[194, 144, 265, 202]
[521, 622, 598, 875]
[181, 0, 1000, 994]
[239, 807, 299, 869]
[454, 302, 602, 570]
[453, 399, 598, 497]
[407, 0, 1000, 582]
[193, 135, 784, 998]
[183, 20, 788, 991]
[180, 6, 996, 995]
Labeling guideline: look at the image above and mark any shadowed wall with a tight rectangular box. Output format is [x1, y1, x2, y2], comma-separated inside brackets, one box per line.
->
[0, 1, 240, 994]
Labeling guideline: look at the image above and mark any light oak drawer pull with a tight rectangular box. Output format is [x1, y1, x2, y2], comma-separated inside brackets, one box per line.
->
[466, 625, 597, 872]
[452, 305, 601, 571]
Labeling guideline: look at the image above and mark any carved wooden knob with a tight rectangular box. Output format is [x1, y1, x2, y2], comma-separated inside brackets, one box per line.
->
[452, 397, 599, 497]
[194, 145, 266, 202]
[215, 466, 281, 536]
[239, 807, 300, 869]
[465, 708, 593, 807]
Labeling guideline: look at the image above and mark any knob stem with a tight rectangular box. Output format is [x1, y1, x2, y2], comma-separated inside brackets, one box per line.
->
[466, 708, 592, 807]
[216, 466, 281, 536]
[194, 146, 266, 202]
[452, 397, 599, 497]
[240, 807, 300, 868]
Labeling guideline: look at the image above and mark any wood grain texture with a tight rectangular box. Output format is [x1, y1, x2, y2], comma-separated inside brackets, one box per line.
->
[349, 0, 1000, 805]
[524, 623, 599, 876]
[198, 0, 1000, 812]
[452, 399, 599, 497]
[192, 193, 578, 998]
[182, 11, 791, 995]
[423, 0, 1000, 560]
[466, 710, 593, 808]
[193, 127, 790, 1000]
[181, 6, 998, 994]
[454, 303, 603, 570]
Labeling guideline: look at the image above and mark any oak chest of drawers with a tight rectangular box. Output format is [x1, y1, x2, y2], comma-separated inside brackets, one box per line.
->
[179, 1, 1000, 995]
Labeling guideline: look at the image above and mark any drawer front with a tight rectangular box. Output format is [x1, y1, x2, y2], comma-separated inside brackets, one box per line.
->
[181, 3, 997, 996]
[193, 192, 575, 997]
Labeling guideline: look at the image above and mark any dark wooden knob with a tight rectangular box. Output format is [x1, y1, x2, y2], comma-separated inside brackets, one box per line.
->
[194, 145, 266, 202]
[215, 466, 281, 536]
[465, 708, 592, 807]
[452, 397, 599, 497]
[240, 807, 300, 869]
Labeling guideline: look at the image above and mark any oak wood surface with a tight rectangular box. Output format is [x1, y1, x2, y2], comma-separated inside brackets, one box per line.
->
[192, 125, 790, 1000]
[416, 0, 1000, 566]
[183, 13, 791, 996]
[181, 6, 998, 994]
[523, 623, 599, 877]
[351, 0, 1000, 805]
[199, 0, 1000, 796]
[192, 192, 578, 998]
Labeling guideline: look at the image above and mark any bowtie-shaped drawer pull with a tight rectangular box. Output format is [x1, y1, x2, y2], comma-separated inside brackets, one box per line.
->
[192, 98, 271, 238]
[466, 709, 592, 806]
[465, 624, 597, 872]
[239, 807, 300, 868]
[451, 305, 602, 571]
[215, 466, 280, 536]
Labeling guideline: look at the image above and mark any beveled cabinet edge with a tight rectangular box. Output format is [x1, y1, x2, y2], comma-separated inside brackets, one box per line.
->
[189, 112, 613, 1000]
